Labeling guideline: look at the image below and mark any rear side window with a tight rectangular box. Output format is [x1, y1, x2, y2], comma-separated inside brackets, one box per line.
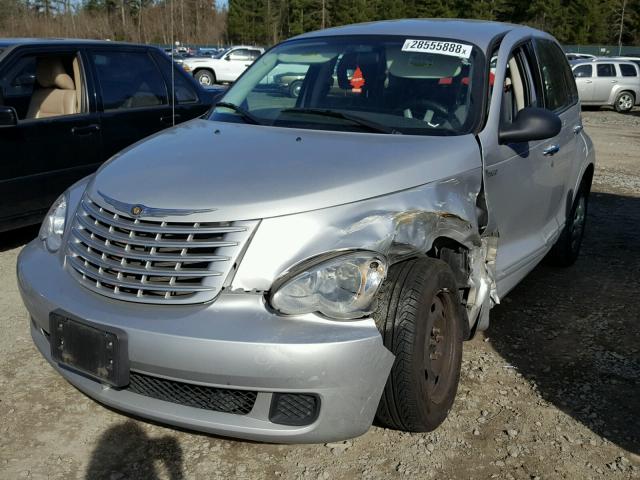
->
[573, 64, 592, 78]
[596, 64, 615, 77]
[619, 64, 638, 77]
[92, 51, 168, 110]
[535, 39, 576, 112]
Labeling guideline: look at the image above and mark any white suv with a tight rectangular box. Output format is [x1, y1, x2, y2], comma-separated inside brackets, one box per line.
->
[572, 59, 640, 112]
[182, 46, 264, 85]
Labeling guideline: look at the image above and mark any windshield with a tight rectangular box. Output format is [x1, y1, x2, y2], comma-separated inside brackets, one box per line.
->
[210, 36, 483, 136]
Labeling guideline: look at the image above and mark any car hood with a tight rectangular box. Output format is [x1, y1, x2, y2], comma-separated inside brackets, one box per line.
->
[88, 119, 481, 222]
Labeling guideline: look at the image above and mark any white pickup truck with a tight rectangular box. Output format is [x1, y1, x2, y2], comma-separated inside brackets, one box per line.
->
[182, 46, 264, 85]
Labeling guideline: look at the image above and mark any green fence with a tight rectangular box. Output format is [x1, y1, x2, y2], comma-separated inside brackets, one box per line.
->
[563, 45, 640, 56]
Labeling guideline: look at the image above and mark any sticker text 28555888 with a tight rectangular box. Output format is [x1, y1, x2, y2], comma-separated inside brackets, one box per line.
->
[401, 40, 472, 59]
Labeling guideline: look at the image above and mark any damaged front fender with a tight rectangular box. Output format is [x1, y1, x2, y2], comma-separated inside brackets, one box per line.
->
[231, 168, 498, 330]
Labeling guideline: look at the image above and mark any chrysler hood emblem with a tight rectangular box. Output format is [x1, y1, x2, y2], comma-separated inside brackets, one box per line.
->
[98, 191, 216, 218]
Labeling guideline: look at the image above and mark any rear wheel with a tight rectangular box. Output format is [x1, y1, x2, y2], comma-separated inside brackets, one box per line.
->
[548, 185, 589, 266]
[614, 91, 635, 112]
[374, 257, 464, 432]
[195, 69, 216, 86]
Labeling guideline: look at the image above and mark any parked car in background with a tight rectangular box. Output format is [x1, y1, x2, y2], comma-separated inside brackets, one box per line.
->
[18, 20, 594, 443]
[572, 59, 640, 112]
[181, 46, 264, 85]
[566, 52, 596, 61]
[0, 39, 225, 232]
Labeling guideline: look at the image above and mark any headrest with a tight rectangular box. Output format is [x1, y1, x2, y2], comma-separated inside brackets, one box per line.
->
[37, 58, 75, 90]
[389, 52, 461, 79]
[336, 52, 382, 90]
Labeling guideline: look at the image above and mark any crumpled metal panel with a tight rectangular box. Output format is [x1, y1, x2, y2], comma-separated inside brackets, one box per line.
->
[232, 168, 499, 329]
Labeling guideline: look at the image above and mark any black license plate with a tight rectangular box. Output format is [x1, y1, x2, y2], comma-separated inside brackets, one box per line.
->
[49, 311, 129, 387]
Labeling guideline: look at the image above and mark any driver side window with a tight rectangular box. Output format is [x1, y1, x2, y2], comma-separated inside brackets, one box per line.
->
[500, 44, 539, 125]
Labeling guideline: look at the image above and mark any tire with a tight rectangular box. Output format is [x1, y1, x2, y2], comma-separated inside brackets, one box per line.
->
[547, 184, 589, 267]
[289, 80, 303, 98]
[195, 69, 215, 86]
[374, 257, 464, 432]
[614, 91, 635, 113]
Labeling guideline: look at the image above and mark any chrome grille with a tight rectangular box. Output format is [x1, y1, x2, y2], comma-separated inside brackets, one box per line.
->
[66, 195, 256, 304]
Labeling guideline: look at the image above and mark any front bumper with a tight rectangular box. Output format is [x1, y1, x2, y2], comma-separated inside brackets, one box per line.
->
[18, 241, 394, 443]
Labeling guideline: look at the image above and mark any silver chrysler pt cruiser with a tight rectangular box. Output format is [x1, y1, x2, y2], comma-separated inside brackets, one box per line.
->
[18, 20, 595, 443]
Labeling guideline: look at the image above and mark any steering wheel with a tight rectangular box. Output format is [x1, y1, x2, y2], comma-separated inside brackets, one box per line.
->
[396, 99, 462, 130]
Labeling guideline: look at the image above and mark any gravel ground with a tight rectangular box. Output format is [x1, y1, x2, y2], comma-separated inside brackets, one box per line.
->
[1, 108, 639, 480]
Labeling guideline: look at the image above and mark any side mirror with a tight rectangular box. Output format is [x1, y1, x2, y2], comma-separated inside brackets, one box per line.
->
[0, 106, 18, 128]
[225, 55, 232, 61]
[499, 107, 561, 144]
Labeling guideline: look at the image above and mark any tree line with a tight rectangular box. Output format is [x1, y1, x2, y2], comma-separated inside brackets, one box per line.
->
[228, 0, 640, 47]
[0, 0, 226, 45]
[0, 0, 638, 47]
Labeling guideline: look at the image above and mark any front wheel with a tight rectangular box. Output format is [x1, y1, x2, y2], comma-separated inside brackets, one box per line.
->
[195, 69, 216, 86]
[374, 257, 464, 432]
[289, 80, 303, 98]
[614, 91, 635, 113]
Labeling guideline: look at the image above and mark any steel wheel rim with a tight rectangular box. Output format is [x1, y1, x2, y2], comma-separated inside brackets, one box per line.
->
[571, 195, 586, 252]
[424, 291, 455, 404]
[291, 83, 302, 97]
[199, 75, 212, 86]
[618, 94, 633, 110]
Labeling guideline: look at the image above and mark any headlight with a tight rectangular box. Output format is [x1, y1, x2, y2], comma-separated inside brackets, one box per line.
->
[271, 252, 387, 320]
[39, 194, 67, 252]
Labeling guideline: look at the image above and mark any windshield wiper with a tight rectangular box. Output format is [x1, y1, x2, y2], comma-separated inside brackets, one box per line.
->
[280, 108, 401, 135]
[215, 101, 263, 125]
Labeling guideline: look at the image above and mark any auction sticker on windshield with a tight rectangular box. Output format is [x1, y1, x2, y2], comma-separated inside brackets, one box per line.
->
[401, 40, 472, 59]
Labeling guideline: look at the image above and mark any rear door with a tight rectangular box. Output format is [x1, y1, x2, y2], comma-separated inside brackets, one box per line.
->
[593, 63, 616, 103]
[88, 47, 173, 162]
[533, 38, 582, 233]
[0, 46, 101, 227]
[572, 64, 594, 102]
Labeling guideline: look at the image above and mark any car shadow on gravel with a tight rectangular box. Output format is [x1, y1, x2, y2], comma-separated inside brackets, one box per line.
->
[86, 420, 185, 479]
[488, 191, 640, 454]
[0, 225, 38, 252]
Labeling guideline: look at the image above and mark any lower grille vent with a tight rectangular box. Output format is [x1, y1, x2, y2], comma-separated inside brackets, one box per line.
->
[127, 372, 257, 415]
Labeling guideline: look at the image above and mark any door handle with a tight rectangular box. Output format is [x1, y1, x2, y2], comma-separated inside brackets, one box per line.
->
[160, 114, 181, 125]
[585, 80, 593, 84]
[71, 124, 100, 136]
[543, 144, 560, 156]
[611, 80, 618, 84]
[573, 125, 583, 134]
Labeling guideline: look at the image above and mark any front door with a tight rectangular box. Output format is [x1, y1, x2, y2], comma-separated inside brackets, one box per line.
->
[223, 49, 255, 81]
[573, 64, 595, 102]
[0, 48, 101, 228]
[478, 35, 561, 297]
[88, 48, 174, 162]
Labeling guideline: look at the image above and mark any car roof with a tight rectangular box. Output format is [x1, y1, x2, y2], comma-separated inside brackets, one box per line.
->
[571, 59, 639, 67]
[0, 38, 153, 49]
[292, 19, 546, 52]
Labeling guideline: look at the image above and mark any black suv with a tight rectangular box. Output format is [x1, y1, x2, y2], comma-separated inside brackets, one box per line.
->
[0, 39, 225, 232]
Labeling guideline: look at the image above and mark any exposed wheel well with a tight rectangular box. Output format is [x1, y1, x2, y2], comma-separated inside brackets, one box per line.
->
[581, 163, 595, 192]
[617, 90, 636, 99]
